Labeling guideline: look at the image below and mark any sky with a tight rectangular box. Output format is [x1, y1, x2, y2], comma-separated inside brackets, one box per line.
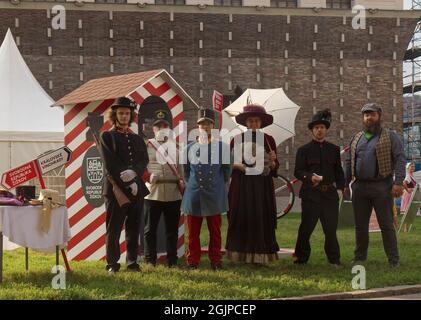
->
[404, 0, 418, 9]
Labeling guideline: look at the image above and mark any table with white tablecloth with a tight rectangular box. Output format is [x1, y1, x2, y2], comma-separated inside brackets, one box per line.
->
[0, 205, 71, 283]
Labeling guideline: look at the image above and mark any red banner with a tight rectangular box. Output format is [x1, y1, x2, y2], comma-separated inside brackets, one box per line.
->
[212, 90, 224, 113]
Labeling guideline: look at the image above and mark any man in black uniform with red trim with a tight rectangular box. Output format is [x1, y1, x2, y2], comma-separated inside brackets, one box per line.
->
[293, 109, 345, 267]
[98, 97, 149, 273]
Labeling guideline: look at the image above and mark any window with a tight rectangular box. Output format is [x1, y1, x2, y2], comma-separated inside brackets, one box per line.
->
[214, 0, 243, 6]
[270, 0, 297, 7]
[326, 0, 351, 9]
[155, 0, 186, 4]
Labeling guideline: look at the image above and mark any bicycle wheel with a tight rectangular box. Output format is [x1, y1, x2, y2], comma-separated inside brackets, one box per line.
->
[273, 175, 295, 219]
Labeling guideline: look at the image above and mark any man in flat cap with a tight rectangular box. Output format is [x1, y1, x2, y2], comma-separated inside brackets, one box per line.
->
[345, 103, 405, 267]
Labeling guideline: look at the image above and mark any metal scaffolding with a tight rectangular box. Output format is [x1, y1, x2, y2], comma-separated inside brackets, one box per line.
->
[403, 1, 421, 161]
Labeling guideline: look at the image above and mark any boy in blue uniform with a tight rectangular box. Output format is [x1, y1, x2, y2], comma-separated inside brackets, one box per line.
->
[181, 108, 231, 270]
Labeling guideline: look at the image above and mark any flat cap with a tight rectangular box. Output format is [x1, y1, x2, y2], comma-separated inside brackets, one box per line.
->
[361, 102, 382, 114]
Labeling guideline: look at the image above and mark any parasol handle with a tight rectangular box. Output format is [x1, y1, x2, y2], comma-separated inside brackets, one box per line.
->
[264, 134, 273, 153]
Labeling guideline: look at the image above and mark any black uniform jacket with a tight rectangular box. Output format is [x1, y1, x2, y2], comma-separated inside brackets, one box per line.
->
[99, 128, 149, 201]
[294, 140, 345, 202]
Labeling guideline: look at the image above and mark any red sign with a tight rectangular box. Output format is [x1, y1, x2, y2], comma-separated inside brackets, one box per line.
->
[212, 90, 224, 113]
[1, 161, 38, 190]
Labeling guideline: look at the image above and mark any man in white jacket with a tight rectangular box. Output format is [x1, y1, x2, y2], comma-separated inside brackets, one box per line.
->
[142, 110, 184, 267]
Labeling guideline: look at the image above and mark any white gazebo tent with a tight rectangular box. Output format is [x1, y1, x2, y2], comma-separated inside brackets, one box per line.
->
[0, 29, 64, 250]
[0, 28, 64, 177]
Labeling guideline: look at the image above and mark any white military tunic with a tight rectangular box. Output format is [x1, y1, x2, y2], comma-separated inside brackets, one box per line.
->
[144, 139, 183, 202]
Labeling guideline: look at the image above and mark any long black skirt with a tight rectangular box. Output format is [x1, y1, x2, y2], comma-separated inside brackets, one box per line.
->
[226, 171, 279, 264]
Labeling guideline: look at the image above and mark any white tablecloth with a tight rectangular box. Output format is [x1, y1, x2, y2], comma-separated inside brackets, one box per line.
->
[0, 206, 71, 252]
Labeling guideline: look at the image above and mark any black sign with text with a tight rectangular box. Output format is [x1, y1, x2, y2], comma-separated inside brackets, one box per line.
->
[81, 146, 105, 208]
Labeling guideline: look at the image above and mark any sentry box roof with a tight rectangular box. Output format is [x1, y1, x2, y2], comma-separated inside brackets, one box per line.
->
[53, 69, 199, 109]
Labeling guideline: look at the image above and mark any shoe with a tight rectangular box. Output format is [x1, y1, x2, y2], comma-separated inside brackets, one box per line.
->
[293, 260, 307, 265]
[167, 261, 178, 268]
[350, 258, 366, 265]
[330, 262, 342, 269]
[126, 263, 141, 272]
[389, 261, 400, 268]
[186, 264, 198, 270]
[107, 267, 119, 274]
[145, 260, 156, 267]
[211, 263, 223, 271]
[105, 263, 120, 274]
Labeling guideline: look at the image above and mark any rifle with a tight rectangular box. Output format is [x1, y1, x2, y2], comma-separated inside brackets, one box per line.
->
[106, 175, 131, 208]
[87, 115, 131, 208]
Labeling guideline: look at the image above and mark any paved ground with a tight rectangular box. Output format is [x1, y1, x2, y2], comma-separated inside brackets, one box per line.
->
[279, 285, 421, 300]
[365, 293, 421, 300]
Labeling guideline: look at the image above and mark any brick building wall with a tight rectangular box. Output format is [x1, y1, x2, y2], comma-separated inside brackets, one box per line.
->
[0, 2, 417, 183]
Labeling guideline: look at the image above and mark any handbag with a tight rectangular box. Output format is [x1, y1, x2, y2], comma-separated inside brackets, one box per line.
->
[0, 197, 23, 206]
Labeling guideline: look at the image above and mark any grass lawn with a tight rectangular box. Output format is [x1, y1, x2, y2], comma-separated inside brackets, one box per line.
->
[1, 214, 420, 299]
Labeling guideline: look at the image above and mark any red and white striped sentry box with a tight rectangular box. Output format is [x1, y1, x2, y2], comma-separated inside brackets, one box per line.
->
[54, 69, 199, 262]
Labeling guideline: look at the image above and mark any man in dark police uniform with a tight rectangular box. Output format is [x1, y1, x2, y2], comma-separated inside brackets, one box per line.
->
[98, 97, 149, 273]
[293, 109, 345, 267]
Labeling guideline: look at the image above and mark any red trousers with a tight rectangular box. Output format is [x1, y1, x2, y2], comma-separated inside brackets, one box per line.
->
[187, 214, 222, 266]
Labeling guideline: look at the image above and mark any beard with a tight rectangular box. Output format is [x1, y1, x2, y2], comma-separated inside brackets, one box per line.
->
[363, 119, 382, 134]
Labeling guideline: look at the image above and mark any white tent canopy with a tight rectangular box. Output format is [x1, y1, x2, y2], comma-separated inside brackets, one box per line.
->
[0, 28, 64, 175]
[0, 29, 65, 251]
[0, 28, 63, 133]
